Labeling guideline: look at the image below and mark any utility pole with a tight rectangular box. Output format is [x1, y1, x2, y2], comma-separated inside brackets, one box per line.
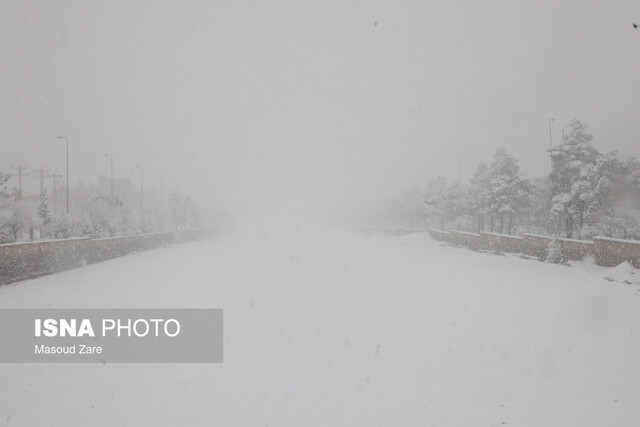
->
[36, 168, 55, 196]
[548, 118, 555, 148]
[57, 136, 69, 215]
[11, 165, 28, 199]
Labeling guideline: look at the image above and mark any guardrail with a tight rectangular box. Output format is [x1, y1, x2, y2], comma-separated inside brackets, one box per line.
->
[0, 230, 206, 286]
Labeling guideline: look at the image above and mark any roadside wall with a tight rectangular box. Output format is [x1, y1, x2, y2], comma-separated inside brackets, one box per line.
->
[427, 228, 639, 268]
[0, 230, 205, 286]
[594, 237, 640, 268]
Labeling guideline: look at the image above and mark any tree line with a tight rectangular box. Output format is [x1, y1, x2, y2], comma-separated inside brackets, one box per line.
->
[373, 120, 640, 240]
[0, 175, 203, 244]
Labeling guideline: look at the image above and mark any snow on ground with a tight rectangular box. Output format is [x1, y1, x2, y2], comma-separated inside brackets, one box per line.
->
[602, 261, 640, 285]
[1, 229, 640, 426]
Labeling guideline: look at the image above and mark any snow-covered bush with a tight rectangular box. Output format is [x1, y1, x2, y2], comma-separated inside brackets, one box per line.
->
[546, 239, 566, 264]
[0, 225, 14, 244]
[49, 215, 74, 239]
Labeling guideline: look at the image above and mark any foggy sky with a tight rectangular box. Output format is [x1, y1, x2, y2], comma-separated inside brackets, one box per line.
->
[2, 0, 640, 226]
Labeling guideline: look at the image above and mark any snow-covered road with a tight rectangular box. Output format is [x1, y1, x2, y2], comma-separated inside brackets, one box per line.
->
[1, 229, 639, 426]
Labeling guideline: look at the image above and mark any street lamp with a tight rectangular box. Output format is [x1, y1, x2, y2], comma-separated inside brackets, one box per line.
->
[136, 164, 144, 233]
[57, 136, 69, 215]
[548, 118, 555, 148]
[104, 153, 114, 194]
[458, 149, 476, 183]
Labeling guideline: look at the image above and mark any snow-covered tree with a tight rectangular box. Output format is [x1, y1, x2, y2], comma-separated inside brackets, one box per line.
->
[0, 172, 15, 242]
[548, 119, 600, 238]
[6, 198, 39, 241]
[49, 214, 74, 239]
[467, 148, 530, 234]
[468, 163, 491, 231]
[389, 188, 427, 228]
[0, 172, 10, 200]
[523, 177, 554, 235]
[487, 147, 530, 234]
[579, 154, 640, 239]
[546, 238, 566, 264]
[0, 226, 13, 243]
[38, 188, 51, 225]
[88, 197, 121, 237]
[425, 177, 465, 229]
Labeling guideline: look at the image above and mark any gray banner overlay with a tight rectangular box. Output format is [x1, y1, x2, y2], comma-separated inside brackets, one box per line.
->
[0, 309, 223, 363]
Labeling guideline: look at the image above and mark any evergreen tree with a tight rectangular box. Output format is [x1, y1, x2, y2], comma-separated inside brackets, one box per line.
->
[0, 172, 10, 199]
[548, 119, 600, 238]
[470, 148, 530, 234]
[49, 215, 74, 239]
[468, 163, 491, 231]
[546, 238, 566, 264]
[526, 177, 554, 234]
[38, 188, 52, 225]
[582, 154, 640, 239]
[425, 177, 464, 229]
[488, 148, 530, 234]
[89, 196, 122, 237]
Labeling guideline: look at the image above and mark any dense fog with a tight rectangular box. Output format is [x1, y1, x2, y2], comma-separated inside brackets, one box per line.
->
[2, 1, 640, 235]
[4, 3, 640, 426]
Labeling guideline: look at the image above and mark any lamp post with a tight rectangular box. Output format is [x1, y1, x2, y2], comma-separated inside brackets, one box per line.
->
[11, 165, 28, 199]
[57, 136, 69, 215]
[548, 118, 555, 148]
[104, 154, 114, 194]
[136, 165, 144, 232]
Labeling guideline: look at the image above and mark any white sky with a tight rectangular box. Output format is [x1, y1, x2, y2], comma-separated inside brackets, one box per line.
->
[2, 0, 640, 225]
